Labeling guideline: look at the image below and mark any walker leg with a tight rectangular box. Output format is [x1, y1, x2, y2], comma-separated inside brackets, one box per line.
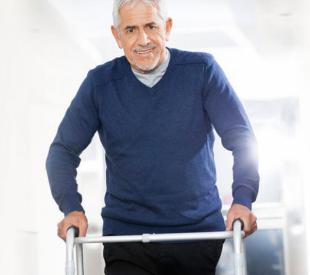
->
[241, 240, 247, 275]
[233, 219, 245, 275]
[66, 227, 76, 275]
[76, 243, 84, 275]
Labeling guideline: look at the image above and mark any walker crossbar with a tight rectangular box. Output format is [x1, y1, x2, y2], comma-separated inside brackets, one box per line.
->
[66, 219, 246, 275]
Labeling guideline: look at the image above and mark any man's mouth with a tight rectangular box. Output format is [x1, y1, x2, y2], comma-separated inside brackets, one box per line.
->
[134, 47, 155, 55]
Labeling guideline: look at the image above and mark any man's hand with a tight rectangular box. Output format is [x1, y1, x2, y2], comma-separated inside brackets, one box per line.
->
[226, 203, 257, 237]
[57, 211, 88, 241]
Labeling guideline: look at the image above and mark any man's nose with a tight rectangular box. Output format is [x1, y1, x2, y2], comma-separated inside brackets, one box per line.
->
[137, 30, 150, 45]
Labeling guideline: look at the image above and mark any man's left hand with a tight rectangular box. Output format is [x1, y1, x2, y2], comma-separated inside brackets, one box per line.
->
[226, 203, 257, 237]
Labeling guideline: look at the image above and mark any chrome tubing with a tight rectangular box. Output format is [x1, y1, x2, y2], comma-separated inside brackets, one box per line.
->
[233, 219, 246, 275]
[65, 221, 246, 275]
[66, 227, 76, 275]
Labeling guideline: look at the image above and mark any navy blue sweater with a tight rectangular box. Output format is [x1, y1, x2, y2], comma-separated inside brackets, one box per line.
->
[46, 48, 259, 235]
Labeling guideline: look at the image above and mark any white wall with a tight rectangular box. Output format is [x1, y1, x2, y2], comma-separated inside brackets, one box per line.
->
[0, 0, 105, 274]
[1, 0, 309, 274]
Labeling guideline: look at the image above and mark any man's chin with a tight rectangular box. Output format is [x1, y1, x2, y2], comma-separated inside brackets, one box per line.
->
[133, 62, 159, 74]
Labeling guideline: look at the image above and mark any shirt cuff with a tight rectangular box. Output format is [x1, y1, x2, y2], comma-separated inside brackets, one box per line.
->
[60, 193, 85, 216]
[232, 186, 255, 210]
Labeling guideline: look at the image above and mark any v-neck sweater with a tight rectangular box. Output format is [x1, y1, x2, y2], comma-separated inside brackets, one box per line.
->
[46, 48, 259, 235]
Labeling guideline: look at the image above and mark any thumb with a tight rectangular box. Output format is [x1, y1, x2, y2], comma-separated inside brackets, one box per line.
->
[226, 215, 235, 231]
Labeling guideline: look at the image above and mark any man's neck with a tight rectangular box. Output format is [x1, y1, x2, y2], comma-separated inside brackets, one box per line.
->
[131, 48, 171, 88]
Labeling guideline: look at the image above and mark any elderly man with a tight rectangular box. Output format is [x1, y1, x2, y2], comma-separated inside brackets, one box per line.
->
[46, 0, 259, 274]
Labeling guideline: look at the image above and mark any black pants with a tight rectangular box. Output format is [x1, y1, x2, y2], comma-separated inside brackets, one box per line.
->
[103, 239, 224, 275]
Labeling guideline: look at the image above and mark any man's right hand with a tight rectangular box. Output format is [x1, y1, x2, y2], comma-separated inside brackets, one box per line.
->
[57, 211, 88, 241]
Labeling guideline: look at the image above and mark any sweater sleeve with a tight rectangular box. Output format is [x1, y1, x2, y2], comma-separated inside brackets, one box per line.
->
[46, 71, 100, 216]
[203, 56, 259, 209]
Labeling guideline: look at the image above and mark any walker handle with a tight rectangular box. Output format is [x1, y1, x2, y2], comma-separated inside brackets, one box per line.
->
[66, 227, 78, 275]
[233, 218, 244, 230]
[232, 219, 245, 275]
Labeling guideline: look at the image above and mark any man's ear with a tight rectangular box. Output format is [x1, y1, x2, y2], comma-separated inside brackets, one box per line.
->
[111, 25, 123, 49]
[165, 17, 173, 41]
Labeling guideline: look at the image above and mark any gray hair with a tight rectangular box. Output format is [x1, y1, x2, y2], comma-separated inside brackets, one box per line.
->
[112, 0, 167, 28]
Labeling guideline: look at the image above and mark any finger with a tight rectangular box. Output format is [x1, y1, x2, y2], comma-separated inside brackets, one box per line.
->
[226, 217, 232, 231]
[78, 221, 88, 237]
[251, 218, 257, 228]
[245, 216, 257, 236]
[61, 224, 70, 241]
[57, 223, 67, 241]
[226, 214, 236, 231]
[242, 219, 252, 237]
[58, 221, 74, 241]
[247, 225, 257, 236]
[250, 221, 258, 235]
[245, 221, 258, 237]
[235, 218, 249, 236]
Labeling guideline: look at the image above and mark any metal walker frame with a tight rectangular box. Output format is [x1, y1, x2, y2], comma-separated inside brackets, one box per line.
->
[66, 219, 246, 275]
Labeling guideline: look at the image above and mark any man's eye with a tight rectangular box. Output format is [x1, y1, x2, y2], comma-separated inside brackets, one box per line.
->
[126, 28, 135, 33]
[148, 25, 157, 30]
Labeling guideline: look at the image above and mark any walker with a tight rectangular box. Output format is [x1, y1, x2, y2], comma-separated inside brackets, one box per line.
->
[65, 219, 246, 275]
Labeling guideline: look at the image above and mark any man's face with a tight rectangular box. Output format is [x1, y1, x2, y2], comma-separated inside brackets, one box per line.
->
[112, 2, 172, 73]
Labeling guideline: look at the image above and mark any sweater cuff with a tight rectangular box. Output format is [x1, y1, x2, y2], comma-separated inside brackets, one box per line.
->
[60, 193, 85, 216]
[232, 186, 255, 210]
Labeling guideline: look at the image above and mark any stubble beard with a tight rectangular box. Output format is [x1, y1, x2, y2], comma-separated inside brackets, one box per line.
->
[131, 48, 166, 74]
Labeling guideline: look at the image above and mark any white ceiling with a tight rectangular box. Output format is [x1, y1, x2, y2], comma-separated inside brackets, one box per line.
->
[43, 0, 307, 99]
[46, 0, 303, 53]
